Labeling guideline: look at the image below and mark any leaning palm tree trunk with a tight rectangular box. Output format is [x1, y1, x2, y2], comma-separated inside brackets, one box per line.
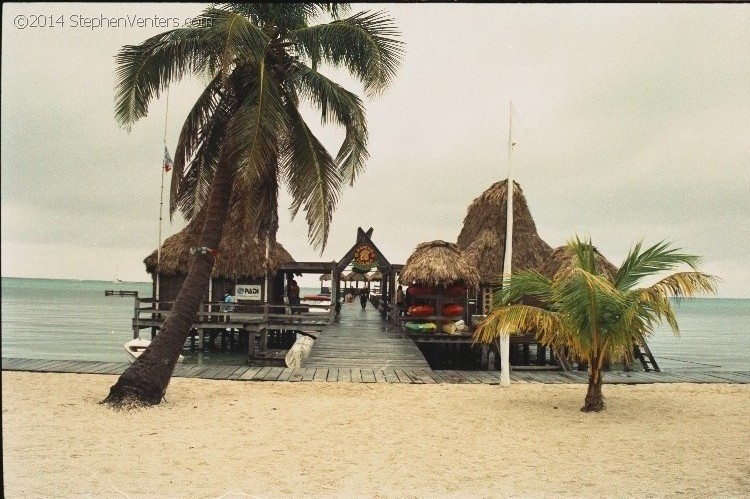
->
[103, 158, 233, 407]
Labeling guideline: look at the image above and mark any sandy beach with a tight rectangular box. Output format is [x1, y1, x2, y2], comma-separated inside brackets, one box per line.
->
[2, 372, 749, 498]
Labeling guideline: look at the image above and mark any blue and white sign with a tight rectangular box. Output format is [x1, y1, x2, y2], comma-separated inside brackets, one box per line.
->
[235, 284, 262, 301]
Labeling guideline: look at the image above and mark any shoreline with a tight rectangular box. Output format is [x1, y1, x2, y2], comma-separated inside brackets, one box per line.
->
[3, 371, 749, 498]
[4, 357, 749, 384]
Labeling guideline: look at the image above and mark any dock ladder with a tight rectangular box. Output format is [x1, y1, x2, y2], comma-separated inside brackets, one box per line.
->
[636, 342, 660, 372]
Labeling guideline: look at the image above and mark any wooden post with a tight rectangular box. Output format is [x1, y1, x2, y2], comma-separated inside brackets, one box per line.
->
[132, 295, 140, 339]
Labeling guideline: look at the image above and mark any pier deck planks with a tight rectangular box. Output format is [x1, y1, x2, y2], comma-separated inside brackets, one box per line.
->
[3, 357, 748, 385]
[304, 305, 431, 370]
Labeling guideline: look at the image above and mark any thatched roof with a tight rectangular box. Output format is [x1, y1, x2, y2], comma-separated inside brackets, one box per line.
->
[538, 245, 619, 282]
[144, 183, 293, 280]
[343, 271, 370, 282]
[144, 221, 293, 280]
[457, 180, 553, 285]
[400, 240, 480, 292]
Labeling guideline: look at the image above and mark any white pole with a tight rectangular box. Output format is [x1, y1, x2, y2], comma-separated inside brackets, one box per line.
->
[156, 88, 170, 304]
[264, 230, 270, 304]
[156, 164, 165, 302]
[500, 101, 514, 387]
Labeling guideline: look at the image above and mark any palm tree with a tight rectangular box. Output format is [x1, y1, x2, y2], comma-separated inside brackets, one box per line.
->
[473, 237, 718, 412]
[103, 4, 403, 407]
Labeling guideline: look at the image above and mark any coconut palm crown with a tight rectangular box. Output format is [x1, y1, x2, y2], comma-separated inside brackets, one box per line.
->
[473, 236, 718, 412]
[116, 3, 402, 249]
[104, 4, 402, 407]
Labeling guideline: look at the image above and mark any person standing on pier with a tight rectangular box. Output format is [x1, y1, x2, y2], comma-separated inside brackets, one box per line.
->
[287, 278, 301, 315]
[359, 285, 370, 310]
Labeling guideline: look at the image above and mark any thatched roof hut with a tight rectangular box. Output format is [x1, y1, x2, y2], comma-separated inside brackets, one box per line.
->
[400, 240, 480, 292]
[538, 245, 619, 282]
[457, 180, 553, 285]
[144, 180, 294, 280]
[144, 218, 293, 280]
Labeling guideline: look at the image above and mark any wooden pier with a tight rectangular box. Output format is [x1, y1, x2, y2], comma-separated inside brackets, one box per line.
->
[305, 302, 431, 370]
[3, 357, 749, 384]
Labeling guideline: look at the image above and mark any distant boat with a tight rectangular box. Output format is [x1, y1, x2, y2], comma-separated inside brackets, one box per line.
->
[301, 295, 332, 314]
[124, 338, 184, 363]
[113, 263, 124, 283]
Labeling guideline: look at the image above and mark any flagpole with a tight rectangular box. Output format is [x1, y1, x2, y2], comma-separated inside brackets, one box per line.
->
[156, 88, 170, 304]
[500, 100, 514, 387]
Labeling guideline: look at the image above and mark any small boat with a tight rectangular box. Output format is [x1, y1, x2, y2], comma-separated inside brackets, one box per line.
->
[124, 338, 184, 363]
[302, 294, 331, 301]
[284, 333, 316, 369]
[301, 295, 332, 314]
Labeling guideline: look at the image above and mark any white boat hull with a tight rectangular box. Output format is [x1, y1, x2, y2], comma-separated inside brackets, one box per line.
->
[285, 334, 315, 369]
[125, 338, 184, 363]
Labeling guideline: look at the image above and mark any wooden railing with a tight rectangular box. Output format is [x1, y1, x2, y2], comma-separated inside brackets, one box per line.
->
[132, 297, 335, 339]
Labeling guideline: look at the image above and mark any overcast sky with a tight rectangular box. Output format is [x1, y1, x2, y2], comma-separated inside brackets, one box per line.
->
[2, 3, 748, 297]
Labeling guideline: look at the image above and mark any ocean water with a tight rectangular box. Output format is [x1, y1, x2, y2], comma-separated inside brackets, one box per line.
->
[1, 277, 748, 371]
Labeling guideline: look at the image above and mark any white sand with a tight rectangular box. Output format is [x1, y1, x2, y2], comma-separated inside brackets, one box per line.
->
[3, 372, 749, 498]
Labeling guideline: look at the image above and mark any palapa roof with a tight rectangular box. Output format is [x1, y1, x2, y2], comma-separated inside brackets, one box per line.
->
[144, 183, 293, 280]
[457, 180, 553, 285]
[144, 219, 293, 280]
[400, 240, 480, 292]
[538, 245, 619, 282]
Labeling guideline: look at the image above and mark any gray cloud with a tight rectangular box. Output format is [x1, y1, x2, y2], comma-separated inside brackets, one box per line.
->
[2, 3, 748, 297]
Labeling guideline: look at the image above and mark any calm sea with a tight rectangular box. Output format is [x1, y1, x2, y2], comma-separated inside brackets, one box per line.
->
[2, 277, 748, 371]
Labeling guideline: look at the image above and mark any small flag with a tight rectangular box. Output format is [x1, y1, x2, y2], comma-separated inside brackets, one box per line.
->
[163, 146, 174, 172]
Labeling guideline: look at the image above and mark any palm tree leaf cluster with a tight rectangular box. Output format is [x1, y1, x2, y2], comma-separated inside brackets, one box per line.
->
[474, 236, 718, 411]
[115, 3, 403, 250]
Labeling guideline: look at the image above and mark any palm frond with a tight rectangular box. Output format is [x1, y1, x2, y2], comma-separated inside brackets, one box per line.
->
[615, 240, 703, 291]
[289, 63, 369, 185]
[492, 270, 553, 307]
[217, 3, 340, 32]
[222, 60, 287, 178]
[473, 304, 562, 346]
[553, 266, 626, 346]
[292, 10, 404, 97]
[114, 28, 219, 129]
[170, 95, 234, 220]
[281, 102, 342, 252]
[198, 8, 269, 81]
[171, 72, 225, 191]
[646, 271, 719, 302]
[567, 236, 598, 275]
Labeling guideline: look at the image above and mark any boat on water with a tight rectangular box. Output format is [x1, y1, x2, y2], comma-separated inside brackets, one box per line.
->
[124, 338, 184, 363]
[301, 294, 332, 314]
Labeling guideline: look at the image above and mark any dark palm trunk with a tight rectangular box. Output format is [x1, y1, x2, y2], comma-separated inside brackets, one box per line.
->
[103, 157, 233, 407]
[582, 367, 605, 412]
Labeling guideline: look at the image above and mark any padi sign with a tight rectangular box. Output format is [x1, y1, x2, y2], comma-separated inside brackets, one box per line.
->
[235, 284, 262, 301]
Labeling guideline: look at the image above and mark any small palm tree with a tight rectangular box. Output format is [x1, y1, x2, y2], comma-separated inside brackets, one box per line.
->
[473, 237, 718, 412]
[103, 4, 403, 407]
